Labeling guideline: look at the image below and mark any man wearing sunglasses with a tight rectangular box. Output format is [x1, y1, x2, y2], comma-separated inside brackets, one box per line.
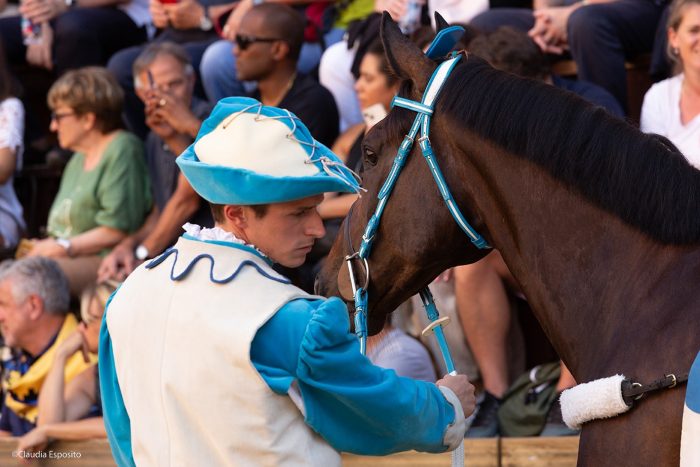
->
[230, 3, 339, 148]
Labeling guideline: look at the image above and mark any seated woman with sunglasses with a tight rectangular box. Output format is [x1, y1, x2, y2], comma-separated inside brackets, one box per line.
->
[23, 67, 151, 297]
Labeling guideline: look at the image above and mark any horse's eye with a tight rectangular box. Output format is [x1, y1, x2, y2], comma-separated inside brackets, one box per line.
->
[363, 147, 378, 167]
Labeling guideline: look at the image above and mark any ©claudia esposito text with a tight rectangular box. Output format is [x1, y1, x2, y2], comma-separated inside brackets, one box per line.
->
[13, 450, 82, 459]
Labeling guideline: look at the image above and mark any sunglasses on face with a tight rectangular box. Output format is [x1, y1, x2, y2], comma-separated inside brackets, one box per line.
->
[234, 34, 282, 51]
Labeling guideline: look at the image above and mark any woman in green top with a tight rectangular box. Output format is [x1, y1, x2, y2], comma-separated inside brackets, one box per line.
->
[26, 67, 152, 296]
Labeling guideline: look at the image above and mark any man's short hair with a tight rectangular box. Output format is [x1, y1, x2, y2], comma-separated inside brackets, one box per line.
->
[0, 257, 70, 315]
[252, 3, 305, 61]
[210, 203, 269, 223]
[132, 41, 194, 89]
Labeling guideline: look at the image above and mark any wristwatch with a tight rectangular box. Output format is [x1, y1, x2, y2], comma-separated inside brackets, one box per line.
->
[135, 244, 150, 261]
[199, 7, 213, 31]
[56, 238, 72, 256]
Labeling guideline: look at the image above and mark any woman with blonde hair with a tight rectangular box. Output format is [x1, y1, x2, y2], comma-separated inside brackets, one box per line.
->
[15, 280, 118, 454]
[24, 67, 151, 296]
[641, 0, 700, 169]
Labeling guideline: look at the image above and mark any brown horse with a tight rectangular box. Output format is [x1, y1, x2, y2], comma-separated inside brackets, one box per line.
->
[315, 14, 700, 466]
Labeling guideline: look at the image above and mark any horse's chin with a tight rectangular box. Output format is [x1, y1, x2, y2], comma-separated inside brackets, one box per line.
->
[341, 300, 390, 336]
[367, 316, 388, 336]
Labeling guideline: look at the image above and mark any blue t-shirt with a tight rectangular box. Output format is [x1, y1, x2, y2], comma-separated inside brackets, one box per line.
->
[0, 334, 59, 435]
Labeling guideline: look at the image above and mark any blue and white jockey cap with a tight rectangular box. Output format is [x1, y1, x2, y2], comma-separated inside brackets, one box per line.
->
[176, 97, 361, 205]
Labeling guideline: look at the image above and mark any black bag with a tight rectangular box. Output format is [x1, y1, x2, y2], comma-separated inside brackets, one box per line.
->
[497, 362, 560, 437]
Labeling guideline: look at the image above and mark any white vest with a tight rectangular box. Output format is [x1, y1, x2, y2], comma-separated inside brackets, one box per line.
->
[107, 237, 341, 466]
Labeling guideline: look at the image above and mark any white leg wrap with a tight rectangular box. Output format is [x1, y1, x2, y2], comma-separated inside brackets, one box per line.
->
[560, 374, 631, 429]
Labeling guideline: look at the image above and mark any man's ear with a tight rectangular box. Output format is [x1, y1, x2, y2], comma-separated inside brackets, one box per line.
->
[186, 68, 196, 96]
[26, 294, 44, 320]
[134, 78, 147, 103]
[272, 41, 291, 61]
[224, 205, 248, 229]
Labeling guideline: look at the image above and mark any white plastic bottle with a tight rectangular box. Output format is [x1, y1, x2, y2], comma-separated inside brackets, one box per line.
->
[398, 0, 422, 35]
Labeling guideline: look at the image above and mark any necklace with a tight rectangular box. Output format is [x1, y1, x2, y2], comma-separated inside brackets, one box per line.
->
[267, 72, 296, 107]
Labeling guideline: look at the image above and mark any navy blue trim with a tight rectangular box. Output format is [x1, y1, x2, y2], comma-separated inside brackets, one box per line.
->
[181, 233, 273, 265]
[145, 248, 291, 285]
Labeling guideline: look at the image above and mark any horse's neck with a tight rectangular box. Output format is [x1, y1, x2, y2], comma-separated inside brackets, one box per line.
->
[455, 136, 695, 381]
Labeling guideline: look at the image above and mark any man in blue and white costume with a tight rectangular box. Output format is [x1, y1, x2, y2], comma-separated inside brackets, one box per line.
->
[99, 96, 475, 466]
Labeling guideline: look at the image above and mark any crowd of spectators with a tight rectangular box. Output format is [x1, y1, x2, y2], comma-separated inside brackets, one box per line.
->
[0, 0, 693, 453]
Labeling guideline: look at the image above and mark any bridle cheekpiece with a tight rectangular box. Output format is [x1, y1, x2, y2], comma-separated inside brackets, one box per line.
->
[345, 26, 490, 359]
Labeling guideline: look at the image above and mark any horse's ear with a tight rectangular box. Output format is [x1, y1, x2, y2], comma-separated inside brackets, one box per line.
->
[434, 11, 449, 32]
[380, 11, 433, 93]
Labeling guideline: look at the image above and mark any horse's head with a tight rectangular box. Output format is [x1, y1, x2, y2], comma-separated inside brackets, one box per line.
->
[315, 13, 490, 334]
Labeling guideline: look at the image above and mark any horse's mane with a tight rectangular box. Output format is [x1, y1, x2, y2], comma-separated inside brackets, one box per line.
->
[427, 56, 700, 245]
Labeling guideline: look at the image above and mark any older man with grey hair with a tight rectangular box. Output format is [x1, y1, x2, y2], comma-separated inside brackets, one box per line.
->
[97, 41, 214, 282]
[0, 257, 94, 436]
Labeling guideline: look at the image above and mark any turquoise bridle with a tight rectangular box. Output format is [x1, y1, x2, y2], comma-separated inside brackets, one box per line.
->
[345, 28, 491, 369]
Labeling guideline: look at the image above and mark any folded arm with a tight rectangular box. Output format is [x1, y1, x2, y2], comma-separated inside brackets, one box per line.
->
[251, 297, 467, 455]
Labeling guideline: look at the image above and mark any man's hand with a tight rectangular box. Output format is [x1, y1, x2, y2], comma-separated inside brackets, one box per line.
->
[221, 0, 251, 40]
[209, 3, 235, 32]
[97, 242, 141, 282]
[373, 0, 410, 21]
[149, 0, 169, 28]
[437, 374, 476, 417]
[143, 89, 179, 140]
[55, 330, 84, 360]
[25, 22, 53, 70]
[148, 88, 200, 138]
[528, 5, 577, 55]
[164, 0, 205, 30]
[19, 0, 66, 24]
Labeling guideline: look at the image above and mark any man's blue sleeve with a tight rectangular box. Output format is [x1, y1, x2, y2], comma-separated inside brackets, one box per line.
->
[250, 297, 457, 455]
[98, 295, 135, 467]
